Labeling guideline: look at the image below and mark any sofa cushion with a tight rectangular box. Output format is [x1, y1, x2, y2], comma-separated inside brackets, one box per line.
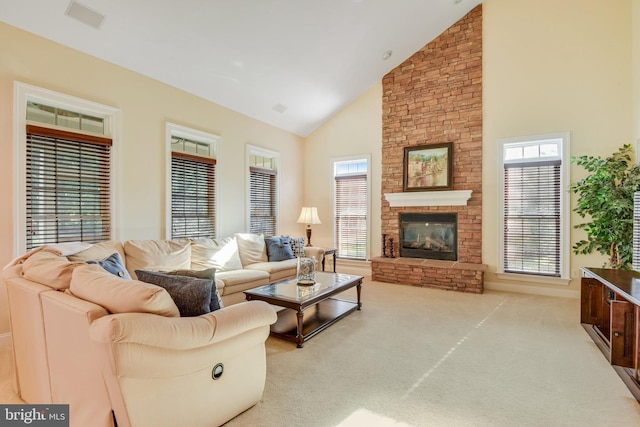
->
[245, 259, 297, 275]
[135, 270, 213, 317]
[216, 270, 270, 295]
[67, 241, 126, 266]
[22, 250, 83, 291]
[235, 233, 268, 266]
[86, 252, 131, 279]
[289, 237, 306, 257]
[245, 258, 297, 283]
[190, 237, 243, 272]
[164, 268, 222, 311]
[70, 264, 180, 317]
[264, 236, 296, 262]
[124, 240, 191, 279]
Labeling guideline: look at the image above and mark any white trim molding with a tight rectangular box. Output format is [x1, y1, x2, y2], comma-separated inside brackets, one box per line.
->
[165, 122, 220, 239]
[484, 280, 580, 299]
[246, 144, 280, 235]
[14, 82, 121, 257]
[497, 132, 571, 281]
[384, 190, 472, 207]
[332, 155, 371, 260]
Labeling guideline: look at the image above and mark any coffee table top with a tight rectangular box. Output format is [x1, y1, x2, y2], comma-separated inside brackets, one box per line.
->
[244, 272, 362, 306]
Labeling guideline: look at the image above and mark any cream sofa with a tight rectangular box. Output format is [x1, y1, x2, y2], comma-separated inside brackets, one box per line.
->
[3, 234, 322, 427]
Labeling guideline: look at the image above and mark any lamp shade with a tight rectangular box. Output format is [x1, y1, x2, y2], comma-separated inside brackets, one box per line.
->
[297, 207, 321, 225]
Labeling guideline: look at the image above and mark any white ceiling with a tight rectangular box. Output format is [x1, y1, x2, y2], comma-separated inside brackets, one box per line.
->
[0, 0, 483, 136]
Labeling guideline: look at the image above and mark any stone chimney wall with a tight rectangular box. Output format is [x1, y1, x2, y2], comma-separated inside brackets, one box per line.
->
[372, 5, 485, 293]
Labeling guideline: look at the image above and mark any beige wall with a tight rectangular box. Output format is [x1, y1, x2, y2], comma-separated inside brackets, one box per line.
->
[303, 82, 383, 258]
[307, 0, 634, 296]
[0, 22, 305, 334]
[483, 0, 633, 295]
[1, 0, 636, 335]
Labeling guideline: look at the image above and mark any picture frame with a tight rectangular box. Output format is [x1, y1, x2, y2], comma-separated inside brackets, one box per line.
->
[403, 142, 453, 191]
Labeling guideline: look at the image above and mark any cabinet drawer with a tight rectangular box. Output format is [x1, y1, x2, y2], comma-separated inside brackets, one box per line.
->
[610, 299, 636, 368]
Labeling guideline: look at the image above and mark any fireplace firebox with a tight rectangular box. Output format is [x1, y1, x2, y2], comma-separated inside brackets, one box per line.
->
[399, 213, 457, 261]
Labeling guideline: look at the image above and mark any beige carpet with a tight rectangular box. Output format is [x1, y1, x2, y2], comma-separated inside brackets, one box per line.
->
[2, 278, 639, 426]
[225, 278, 640, 426]
[0, 338, 22, 404]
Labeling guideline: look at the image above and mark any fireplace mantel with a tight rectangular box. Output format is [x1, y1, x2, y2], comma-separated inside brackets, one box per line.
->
[384, 190, 472, 207]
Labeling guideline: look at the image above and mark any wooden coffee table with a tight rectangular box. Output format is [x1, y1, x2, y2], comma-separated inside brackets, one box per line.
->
[244, 272, 363, 348]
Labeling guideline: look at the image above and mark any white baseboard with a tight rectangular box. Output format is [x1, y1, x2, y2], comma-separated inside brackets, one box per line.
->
[0, 333, 12, 348]
[335, 259, 371, 277]
[484, 280, 580, 299]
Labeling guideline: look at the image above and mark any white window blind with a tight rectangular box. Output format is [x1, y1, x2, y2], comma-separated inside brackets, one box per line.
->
[335, 174, 368, 259]
[503, 160, 561, 276]
[249, 166, 277, 235]
[26, 124, 111, 250]
[171, 152, 216, 239]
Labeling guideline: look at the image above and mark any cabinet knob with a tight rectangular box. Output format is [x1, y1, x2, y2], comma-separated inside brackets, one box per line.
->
[614, 332, 621, 337]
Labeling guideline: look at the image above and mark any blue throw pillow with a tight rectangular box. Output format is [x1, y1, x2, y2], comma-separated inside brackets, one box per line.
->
[87, 252, 131, 279]
[265, 236, 296, 262]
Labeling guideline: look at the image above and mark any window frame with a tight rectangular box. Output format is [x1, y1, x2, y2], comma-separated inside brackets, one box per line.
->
[497, 132, 571, 284]
[14, 82, 121, 256]
[165, 122, 220, 239]
[246, 145, 280, 236]
[332, 155, 371, 261]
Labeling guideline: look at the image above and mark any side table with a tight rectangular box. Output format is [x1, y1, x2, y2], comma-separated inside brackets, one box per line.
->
[322, 249, 337, 272]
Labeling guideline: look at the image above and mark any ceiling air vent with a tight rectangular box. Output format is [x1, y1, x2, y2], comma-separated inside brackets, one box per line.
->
[65, 0, 105, 29]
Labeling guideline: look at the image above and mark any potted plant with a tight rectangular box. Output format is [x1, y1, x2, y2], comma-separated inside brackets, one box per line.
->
[570, 144, 640, 269]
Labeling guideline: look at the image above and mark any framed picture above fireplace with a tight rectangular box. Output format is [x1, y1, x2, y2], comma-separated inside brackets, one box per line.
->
[403, 142, 453, 191]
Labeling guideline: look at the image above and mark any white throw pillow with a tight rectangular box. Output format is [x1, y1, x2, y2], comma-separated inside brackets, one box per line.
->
[123, 240, 192, 279]
[190, 237, 244, 271]
[235, 233, 268, 266]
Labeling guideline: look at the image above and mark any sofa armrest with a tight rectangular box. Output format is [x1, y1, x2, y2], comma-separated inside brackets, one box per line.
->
[302, 246, 325, 266]
[89, 300, 276, 349]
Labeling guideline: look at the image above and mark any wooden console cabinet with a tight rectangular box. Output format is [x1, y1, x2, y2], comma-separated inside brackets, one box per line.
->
[581, 267, 640, 400]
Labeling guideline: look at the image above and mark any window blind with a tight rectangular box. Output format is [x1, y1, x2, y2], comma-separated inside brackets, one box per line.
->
[503, 160, 561, 276]
[171, 152, 216, 239]
[26, 124, 112, 250]
[249, 166, 277, 235]
[335, 174, 367, 259]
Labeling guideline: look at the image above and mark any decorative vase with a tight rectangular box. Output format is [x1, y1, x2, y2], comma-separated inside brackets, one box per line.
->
[296, 257, 316, 286]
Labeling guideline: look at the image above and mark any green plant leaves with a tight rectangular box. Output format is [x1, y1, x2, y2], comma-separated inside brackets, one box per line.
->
[570, 144, 640, 269]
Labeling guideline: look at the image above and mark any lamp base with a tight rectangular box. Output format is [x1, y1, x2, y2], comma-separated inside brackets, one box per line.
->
[306, 226, 312, 246]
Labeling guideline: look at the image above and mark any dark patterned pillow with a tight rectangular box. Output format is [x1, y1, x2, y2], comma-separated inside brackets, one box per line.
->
[135, 270, 213, 317]
[164, 268, 222, 311]
[87, 252, 131, 279]
[265, 236, 296, 262]
[289, 236, 306, 258]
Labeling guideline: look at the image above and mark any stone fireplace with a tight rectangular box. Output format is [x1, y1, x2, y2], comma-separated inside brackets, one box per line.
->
[370, 5, 486, 294]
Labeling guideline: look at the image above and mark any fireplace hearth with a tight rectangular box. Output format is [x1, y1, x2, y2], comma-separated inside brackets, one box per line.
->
[399, 213, 457, 261]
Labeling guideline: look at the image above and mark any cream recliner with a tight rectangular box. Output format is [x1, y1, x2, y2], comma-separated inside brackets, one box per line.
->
[3, 243, 277, 427]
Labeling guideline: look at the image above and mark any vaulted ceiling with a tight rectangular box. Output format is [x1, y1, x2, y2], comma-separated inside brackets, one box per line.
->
[0, 0, 483, 136]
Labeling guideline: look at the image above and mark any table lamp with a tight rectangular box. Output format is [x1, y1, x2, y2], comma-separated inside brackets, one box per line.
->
[297, 207, 321, 246]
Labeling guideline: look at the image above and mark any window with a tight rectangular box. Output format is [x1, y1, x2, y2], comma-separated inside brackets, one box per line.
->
[247, 146, 279, 235]
[15, 83, 119, 254]
[500, 133, 569, 279]
[26, 125, 111, 249]
[167, 123, 219, 239]
[333, 157, 369, 260]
